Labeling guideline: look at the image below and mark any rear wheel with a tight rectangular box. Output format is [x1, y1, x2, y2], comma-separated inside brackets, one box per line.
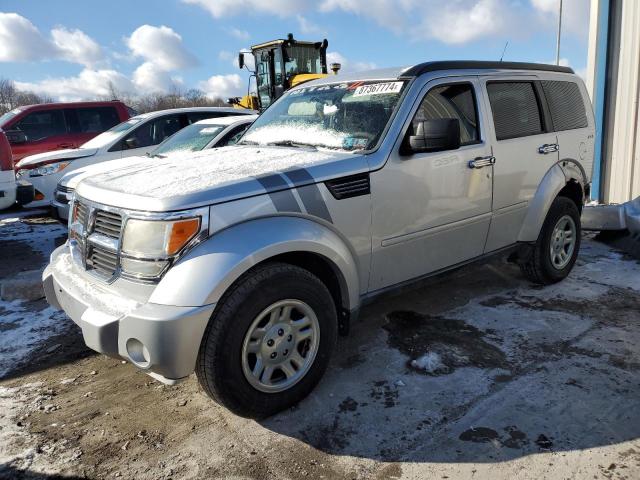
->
[519, 196, 581, 284]
[196, 262, 337, 418]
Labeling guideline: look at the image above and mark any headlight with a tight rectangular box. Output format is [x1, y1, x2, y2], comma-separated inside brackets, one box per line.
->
[122, 217, 201, 257]
[29, 161, 70, 177]
[120, 216, 203, 281]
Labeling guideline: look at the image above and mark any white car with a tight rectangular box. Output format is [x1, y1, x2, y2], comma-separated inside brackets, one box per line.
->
[16, 107, 256, 207]
[0, 128, 16, 210]
[52, 114, 258, 221]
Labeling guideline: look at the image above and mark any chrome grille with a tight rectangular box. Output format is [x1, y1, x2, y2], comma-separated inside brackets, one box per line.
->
[94, 210, 123, 239]
[87, 245, 118, 277]
[75, 202, 89, 226]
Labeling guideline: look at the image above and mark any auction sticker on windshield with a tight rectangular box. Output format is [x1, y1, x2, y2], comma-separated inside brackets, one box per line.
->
[353, 82, 403, 97]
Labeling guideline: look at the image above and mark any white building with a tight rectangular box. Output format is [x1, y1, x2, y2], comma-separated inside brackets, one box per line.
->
[586, 0, 640, 203]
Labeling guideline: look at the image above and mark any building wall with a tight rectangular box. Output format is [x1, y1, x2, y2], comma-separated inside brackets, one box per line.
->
[587, 0, 640, 204]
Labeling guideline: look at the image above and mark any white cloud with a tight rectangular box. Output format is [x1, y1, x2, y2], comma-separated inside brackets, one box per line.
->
[296, 15, 326, 36]
[51, 27, 104, 67]
[182, 0, 306, 18]
[198, 73, 245, 100]
[532, 0, 590, 36]
[15, 68, 134, 102]
[132, 62, 177, 92]
[127, 25, 197, 71]
[228, 27, 250, 41]
[327, 51, 376, 73]
[0, 13, 104, 66]
[126, 25, 198, 92]
[0, 12, 55, 62]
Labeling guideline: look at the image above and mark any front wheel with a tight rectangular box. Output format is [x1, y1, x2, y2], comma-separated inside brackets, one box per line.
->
[196, 262, 337, 418]
[519, 196, 581, 284]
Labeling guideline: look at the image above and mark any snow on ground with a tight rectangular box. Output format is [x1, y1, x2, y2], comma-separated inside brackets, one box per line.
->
[0, 212, 67, 257]
[0, 300, 69, 379]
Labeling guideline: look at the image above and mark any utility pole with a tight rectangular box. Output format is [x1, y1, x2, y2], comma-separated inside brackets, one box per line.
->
[556, 0, 563, 65]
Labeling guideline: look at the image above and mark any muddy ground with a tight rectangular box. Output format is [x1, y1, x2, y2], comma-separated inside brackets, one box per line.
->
[1, 210, 639, 480]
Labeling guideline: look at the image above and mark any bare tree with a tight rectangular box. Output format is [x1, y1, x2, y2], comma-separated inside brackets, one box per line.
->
[0, 78, 53, 115]
[1, 77, 232, 116]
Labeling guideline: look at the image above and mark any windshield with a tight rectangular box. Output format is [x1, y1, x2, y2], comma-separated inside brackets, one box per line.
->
[0, 108, 24, 127]
[81, 117, 144, 148]
[242, 80, 407, 151]
[152, 124, 225, 155]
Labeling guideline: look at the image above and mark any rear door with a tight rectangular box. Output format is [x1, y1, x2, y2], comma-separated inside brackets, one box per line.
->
[481, 77, 559, 251]
[67, 106, 122, 147]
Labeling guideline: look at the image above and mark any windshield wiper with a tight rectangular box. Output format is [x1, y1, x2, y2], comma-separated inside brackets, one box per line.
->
[266, 140, 317, 150]
[237, 140, 259, 146]
[147, 152, 167, 158]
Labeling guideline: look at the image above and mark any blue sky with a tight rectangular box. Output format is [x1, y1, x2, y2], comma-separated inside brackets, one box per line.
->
[0, 0, 591, 101]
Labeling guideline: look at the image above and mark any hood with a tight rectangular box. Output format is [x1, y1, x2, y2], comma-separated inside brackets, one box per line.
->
[61, 154, 150, 190]
[16, 147, 98, 168]
[76, 145, 368, 212]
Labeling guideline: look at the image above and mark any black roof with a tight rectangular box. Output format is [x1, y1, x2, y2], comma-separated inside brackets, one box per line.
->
[401, 60, 574, 78]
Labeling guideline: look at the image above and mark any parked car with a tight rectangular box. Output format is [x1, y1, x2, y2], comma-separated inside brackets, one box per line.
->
[0, 128, 34, 210]
[43, 61, 594, 418]
[0, 101, 133, 163]
[16, 107, 256, 207]
[52, 114, 258, 221]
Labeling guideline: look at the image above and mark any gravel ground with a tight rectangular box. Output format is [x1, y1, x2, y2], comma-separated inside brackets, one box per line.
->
[0, 211, 639, 480]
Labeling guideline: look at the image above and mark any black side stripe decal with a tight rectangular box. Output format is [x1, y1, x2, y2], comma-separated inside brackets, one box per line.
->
[256, 174, 301, 213]
[283, 169, 333, 223]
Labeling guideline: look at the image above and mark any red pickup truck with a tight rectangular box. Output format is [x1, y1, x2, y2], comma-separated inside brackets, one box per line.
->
[0, 101, 133, 163]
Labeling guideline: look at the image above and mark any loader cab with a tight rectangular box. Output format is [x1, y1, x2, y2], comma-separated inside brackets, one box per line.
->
[241, 34, 329, 110]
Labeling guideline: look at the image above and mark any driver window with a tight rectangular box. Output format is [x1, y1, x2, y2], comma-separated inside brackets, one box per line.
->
[119, 115, 183, 150]
[413, 83, 480, 146]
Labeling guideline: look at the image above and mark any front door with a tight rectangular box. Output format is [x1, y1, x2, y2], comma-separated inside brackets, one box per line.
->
[369, 77, 493, 291]
[480, 78, 559, 251]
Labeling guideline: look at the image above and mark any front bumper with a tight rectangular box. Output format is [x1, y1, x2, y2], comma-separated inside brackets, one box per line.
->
[43, 245, 216, 384]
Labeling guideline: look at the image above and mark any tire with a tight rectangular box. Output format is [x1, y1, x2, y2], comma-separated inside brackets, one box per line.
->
[519, 196, 581, 285]
[196, 262, 337, 418]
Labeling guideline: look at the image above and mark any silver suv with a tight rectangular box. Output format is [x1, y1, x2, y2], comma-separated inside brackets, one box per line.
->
[43, 61, 594, 417]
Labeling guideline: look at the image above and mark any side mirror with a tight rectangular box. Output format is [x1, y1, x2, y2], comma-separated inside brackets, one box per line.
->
[5, 129, 27, 145]
[403, 119, 460, 155]
[124, 137, 139, 149]
[238, 52, 245, 70]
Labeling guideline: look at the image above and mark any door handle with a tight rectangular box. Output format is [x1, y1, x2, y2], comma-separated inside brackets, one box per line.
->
[468, 155, 495, 169]
[57, 143, 74, 149]
[538, 143, 559, 154]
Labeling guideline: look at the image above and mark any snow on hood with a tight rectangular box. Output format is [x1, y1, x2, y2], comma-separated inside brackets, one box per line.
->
[77, 145, 355, 210]
[16, 147, 98, 168]
[61, 154, 150, 190]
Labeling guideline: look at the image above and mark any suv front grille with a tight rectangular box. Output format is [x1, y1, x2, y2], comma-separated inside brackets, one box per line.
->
[94, 210, 123, 239]
[71, 198, 124, 282]
[87, 245, 118, 277]
[75, 202, 89, 226]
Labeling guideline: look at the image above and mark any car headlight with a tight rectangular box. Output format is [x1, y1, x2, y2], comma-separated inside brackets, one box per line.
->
[29, 161, 70, 177]
[120, 216, 203, 280]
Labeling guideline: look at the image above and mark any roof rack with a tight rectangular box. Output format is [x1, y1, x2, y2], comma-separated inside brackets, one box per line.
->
[401, 61, 574, 78]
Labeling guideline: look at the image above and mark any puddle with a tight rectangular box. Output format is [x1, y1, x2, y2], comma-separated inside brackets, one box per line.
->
[384, 311, 508, 375]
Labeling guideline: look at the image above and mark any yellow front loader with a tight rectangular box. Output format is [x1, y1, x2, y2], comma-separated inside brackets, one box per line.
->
[229, 34, 339, 111]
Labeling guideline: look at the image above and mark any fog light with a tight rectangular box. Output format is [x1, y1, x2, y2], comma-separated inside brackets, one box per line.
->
[120, 257, 169, 279]
[126, 338, 150, 367]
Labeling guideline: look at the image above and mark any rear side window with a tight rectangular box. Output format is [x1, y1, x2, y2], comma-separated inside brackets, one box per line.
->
[541, 81, 588, 131]
[13, 109, 66, 141]
[75, 107, 121, 133]
[487, 82, 543, 140]
[413, 83, 480, 145]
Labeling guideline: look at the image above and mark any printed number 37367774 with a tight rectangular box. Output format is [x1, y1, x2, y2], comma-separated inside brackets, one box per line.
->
[352, 82, 403, 97]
